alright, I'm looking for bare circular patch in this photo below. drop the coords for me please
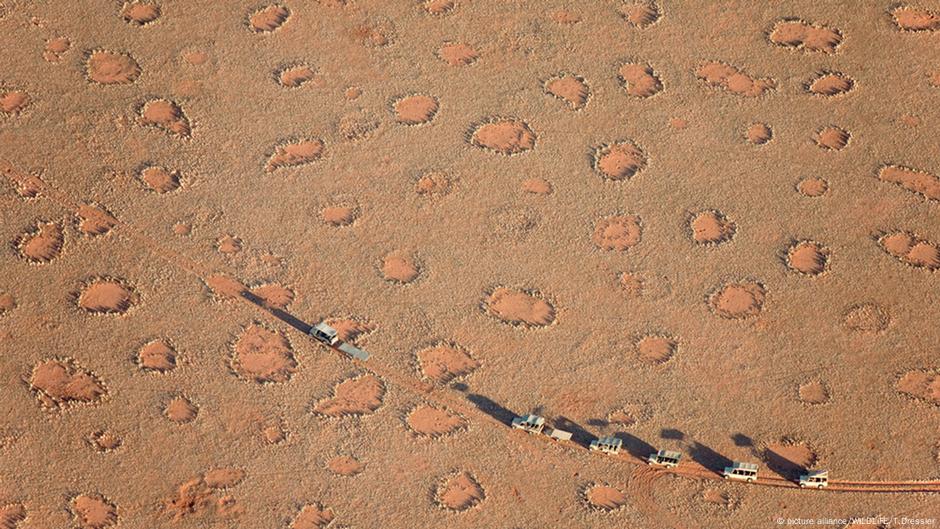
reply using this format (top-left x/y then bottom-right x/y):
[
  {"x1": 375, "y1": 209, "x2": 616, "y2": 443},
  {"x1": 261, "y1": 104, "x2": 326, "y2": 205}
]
[
  {"x1": 635, "y1": 334, "x2": 677, "y2": 364},
  {"x1": 231, "y1": 323, "x2": 297, "y2": 383},
  {"x1": 469, "y1": 118, "x2": 536, "y2": 155},
  {"x1": 593, "y1": 141, "x2": 646, "y2": 180},
  {"x1": 77, "y1": 278, "x2": 137, "y2": 314},
  {"x1": 689, "y1": 210, "x2": 735, "y2": 245},
  {"x1": 842, "y1": 303, "x2": 890, "y2": 333},
  {"x1": 405, "y1": 405, "x2": 467, "y2": 437},
  {"x1": 248, "y1": 4, "x2": 290, "y2": 33},
  {"x1": 745, "y1": 122, "x2": 772, "y2": 145},
  {"x1": 85, "y1": 50, "x2": 141, "y2": 85},
  {"x1": 593, "y1": 214, "x2": 642, "y2": 251},
  {"x1": 797, "y1": 177, "x2": 829, "y2": 197},
  {"x1": 392, "y1": 94, "x2": 439, "y2": 125},
  {"x1": 813, "y1": 126, "x2": 850, "y2": 150},
  {"x1": 786, "y1": 240, "x2": 830, "y2": 276},
  {"x1": 435, "y1": 472, "x2": 485, "y2": 512},
  {"x1": 708, "y1": 281, "x2": 766, "y2": 319},
  {"x1": 583, "y1": 484, "x2": 628, "y2": 511},
  {"x1": 483, "y1": 287, "x2": 555, "y2": 327}
]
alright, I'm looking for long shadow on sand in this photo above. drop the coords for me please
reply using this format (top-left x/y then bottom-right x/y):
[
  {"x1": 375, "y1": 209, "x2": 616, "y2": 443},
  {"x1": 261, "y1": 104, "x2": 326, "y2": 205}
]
[
  {"x1": 241, "y1": 291, "x2": 313, "y2": 334},
  {"x1": 763, "y1": 447, "x2": 810, "y2": 480},
  {"x1": 614, "y1": 432, "x2": 656, "y2": 459},
  {"x1": 688, "y1": 442, "x2": 733, "y2": 474},
  {"x1": 464, "y1": 393, "x2": 518, "y2": 425},
  {"x1": 553, "y1": 416, "x2": 594, "y2": 447}
]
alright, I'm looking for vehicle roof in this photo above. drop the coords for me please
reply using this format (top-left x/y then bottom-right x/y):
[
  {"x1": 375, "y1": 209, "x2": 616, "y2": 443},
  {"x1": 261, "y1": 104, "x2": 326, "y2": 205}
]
[
  {"x1": 597, "y1": 435, "x2": 622, "y2": 443},
  {"x1": 522, "y1": 414, "x2": 544, "y2": 423},
  {"x1": 802, "y1": 470, "x2": 828, "y2": 477},
  {"x1": 657, "y1": 450, "x2": 681, "y2": 458},
  {"x1": 314, "y1": 322, "x2": 337, "y2": 333},
  {"x1": 732, "y1": 461, "x2": 758, "y2": 470}
]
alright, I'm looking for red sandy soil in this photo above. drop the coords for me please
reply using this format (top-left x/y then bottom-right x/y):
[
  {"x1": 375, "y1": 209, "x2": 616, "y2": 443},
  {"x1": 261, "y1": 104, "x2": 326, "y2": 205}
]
[
  {"x1": 436, "y1": 42, "x2": 478, "y2": 66},
  {"x1": 290, "y1": 503, "x2": 334, "y2": 529},
  {"x1": 584, "y1": 484, "x2": 628, "y2": 511},
  {"x1": 231, "y1": 323, "x2": 297, "y2": 383},
  {"x1": 15, "y1": 221, "x2": 63, "y2": 262},
  {"x1": 786, "y1": 240, "x2": 831, "y2": 276},
  {"x1": 689, "y1": 210, "x2": 736, "y2": 245},
  {"x1": 745, "y1": 122, "x2": 773, "y2": 145},
  {"x1": 470, "y1": 119, "x2": 536, "y2": 154},
  {"x1": 618, "y1": 62, "x2": 663, "y2": 98},
  {"x1": 436, "y1": 472, "x2": 485, "y2": 511},
  {"x1": 137, "y1": 339, "x2": 177, "y2": 372},
  {"x1": 327, "y1": 456, "x2": 364, "y2": 477},
  {"x1": 312, "y1": 374, "x2": 385, "y2": 417},
  {"x1": 405, "y1": 404, "x2": 467, "y2": 437},
  {"x1": 593, "y1": 141, "x2": 647, "y2": 180},
  {"x1": 70, "y1": 493, "x2": 118, "y2": 529},
  {"x1": 415, "y1": 342, "x2": 480, "y2": 383},
  {"x1": 2, "y1": 2, "x2": 939, "y2": 528}
]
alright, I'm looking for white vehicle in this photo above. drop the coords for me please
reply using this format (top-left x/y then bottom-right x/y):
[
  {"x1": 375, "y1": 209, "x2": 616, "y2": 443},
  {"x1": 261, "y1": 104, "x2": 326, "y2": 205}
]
[
  {"x1": 310, "y1": 322, "x2": 339, "y2": 345},
  {"x1": 723, "y1": 461, "x2": 759, "y2": 483},
  {"x1": 647, "y1": 449, "x2": 682, "y2": 468},
  {"x1": 511, "y1": 415, "x2": 545, "y2": 434},
  {"x1": 548, "y1": 428, "x2": 573, "y2": 442},
  {"x1": 799, "y1": 470, "x2": 828, "y2": 489},
  {"x1": 590, "y1": 436, "x2": 623, "y2": 455}
]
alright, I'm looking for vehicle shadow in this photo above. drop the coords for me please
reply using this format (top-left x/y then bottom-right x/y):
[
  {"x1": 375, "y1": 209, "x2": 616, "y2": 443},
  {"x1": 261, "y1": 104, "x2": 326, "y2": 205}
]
[
  {"x1": 688, "y1": 441, "x2": 733, "y2": 474},
  {"x1": 763, "y1": 446, "x2": 808, "y2": 480},
  {"x1": 241, "y1": 291, "x2": 312, "y2": 334},
  {"x1": 660, "y1": 428, "x2": 684, "y2": 441},
  {"x1": 464, "y1": 393, "x2": 517, "y2": 425},
  {"x1": 553, "y1": 416, "x2": 594, "y2": 447},
  {"x1": 614, "y1": 431, "x2": 656, "y2": 459}
]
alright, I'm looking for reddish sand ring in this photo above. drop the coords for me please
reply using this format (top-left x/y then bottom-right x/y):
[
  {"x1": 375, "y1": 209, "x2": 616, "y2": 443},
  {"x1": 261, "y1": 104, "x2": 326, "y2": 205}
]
[
  {"x1": 406, "y1": 404, "x2": 467, "y2": 437},
  {"x1": 416, "y1": 342, "x2": 480, "y2": 383},
  {"x1": 897, "y1": 370, "x2": 940, "y2": 405},
  {"x1": 689, "y1": 210, "x2": 736, "y2": 245},
  {"x1": 313, "y1": 374, "x2": 385, "y2": 417},
  {"x1": 483, "y1": 287, "x2": 555, "y2": 327},
  {"x1": 806, "y1": 72, "x2": 854, "y2": 96},
  {"x1": 708, "y1": 281, "x2": 766, "y2": 319},
  {"x1": 696, "y1": 61, "x2": 776, "y2": 96},
  {"x1": 785, "y1": 240, "x2": 831, "y2": 276},
  {"x1": 583, "y1": 484, "x2": 628, "y2": 511},
  {"x1": 248, "y1": 4, "x2": 290, "y2": 33},
  {"x1": 265, "y1": 139, "x2": 325, "y2": 171},
  {"x1": 290, "y1": 503, "x2": 335, "y2": 529},
  {"x1": 593, "y1": 141, "x2": 647, "y2": 180},
  {"x1": 435, "y1": 472, "x2": 485, "y2": 511},
  {"x1": 85, "y1": 50, "x2": 141, "y2": 84},
  {"x1": 593, "y1": 214, "x2": 642, "y2": 250},
  {"x1": 768, "y1": 19, "x2": 842, "y2": 53},
  {"x1": 15, "y1": 221, "x2": 63, "y2": 262},
  {"x1": 30, "y1": 358, "x2": 107, "y2": 408},
  {"x1": 544, "y1": 73, "x2": 590, "y2": 109},
  {"x1": 879, "y1": 231, "x2": 940, "y2": 270},
  {"x1": 617, "y1": 62, "x2": 663, "y2": 98},
  {"x1": 77, "y1": 278, "x2": 137, "y2": 314},
  {"x1": 70, "y1": 494, "x2": 118, "y2": 529},
  {"x1": 231, "y1": 323, "x2": 297, "y2": 383},
  {"x1": 469, "y1": 118, "x2": 536, "y2": 155},
  {"x1": 138, "y1": 98, "x2": 191, "y2": 138},
  {"x1": 878, "y1": 165, "x2": 940, "y2": 202}
]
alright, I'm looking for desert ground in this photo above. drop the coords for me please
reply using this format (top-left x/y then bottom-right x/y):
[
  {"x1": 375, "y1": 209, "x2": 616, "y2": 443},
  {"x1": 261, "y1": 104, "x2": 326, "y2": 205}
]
[{"x1": 1, "y1": 0, "x2": 939, "y2": 527}]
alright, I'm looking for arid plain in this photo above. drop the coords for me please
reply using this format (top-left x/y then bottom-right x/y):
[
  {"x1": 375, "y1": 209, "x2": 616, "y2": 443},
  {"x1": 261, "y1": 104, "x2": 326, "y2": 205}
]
[{"x1": 1, "y1": 1, "x2": 939, "y2": 527}]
